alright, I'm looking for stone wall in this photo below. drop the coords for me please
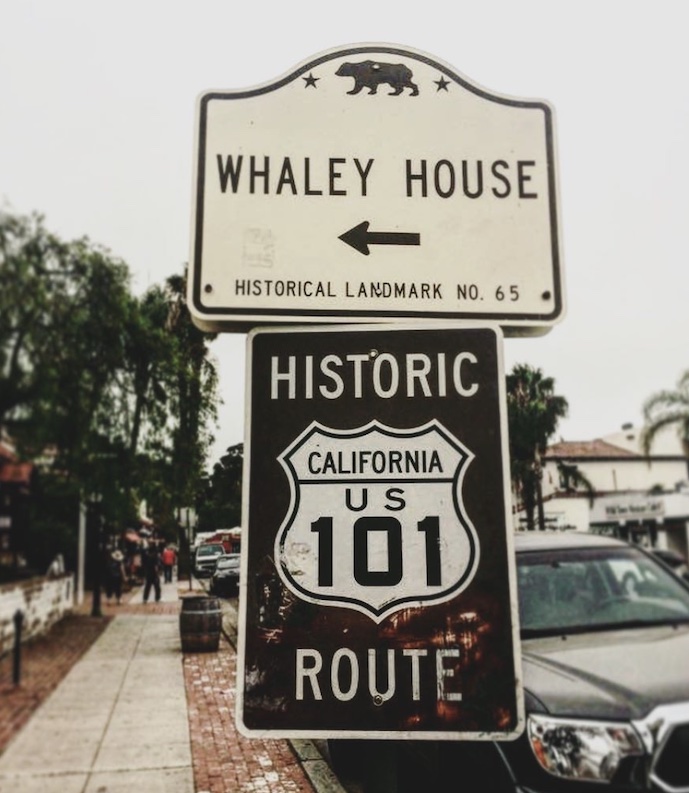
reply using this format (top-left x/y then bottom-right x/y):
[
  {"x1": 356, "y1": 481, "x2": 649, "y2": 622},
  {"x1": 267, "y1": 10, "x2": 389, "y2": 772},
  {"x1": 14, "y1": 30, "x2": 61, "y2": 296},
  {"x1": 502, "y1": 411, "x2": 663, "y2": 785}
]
[{"x1": 0, "y1": 574, "x2": 74, "y2": 656}]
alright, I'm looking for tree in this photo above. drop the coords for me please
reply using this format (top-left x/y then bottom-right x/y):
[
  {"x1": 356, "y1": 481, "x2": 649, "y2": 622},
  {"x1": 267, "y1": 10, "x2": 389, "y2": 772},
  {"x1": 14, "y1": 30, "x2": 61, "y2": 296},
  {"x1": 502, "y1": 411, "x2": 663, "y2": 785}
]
[
  {"x1": 0, "y1": 211, "x2": 130, "y2": 431},
  {"x1": 0, "y1": 211, "x2": 56, "y2": 422},
  {"x1": 143, "y1": 272, "x2": 219, "y2": 532},
  {"x1": 641, "y1": 370, "x2": 689, "y2": 458},
  {"x1": 506, "y1": 364, "x2": 568, "y2": 530},
  {"x1": 197, "y1": 443, "x2": 243, "y2": 530},
  {"x1": 107, "y1": 285, "x2": 180, "y2": 522},
  {"x1": 121, "y1": 286, "x2": 177, "y2": 458},
  {"x1": 1, "y1": 209, "x2": 222, "y2": 570},
  {"x1": 556, "y1": 461, "x2": 595, "y2": 505},
  {"x1": 1, "y1": 209, "x2": 135, "y2": 515}
]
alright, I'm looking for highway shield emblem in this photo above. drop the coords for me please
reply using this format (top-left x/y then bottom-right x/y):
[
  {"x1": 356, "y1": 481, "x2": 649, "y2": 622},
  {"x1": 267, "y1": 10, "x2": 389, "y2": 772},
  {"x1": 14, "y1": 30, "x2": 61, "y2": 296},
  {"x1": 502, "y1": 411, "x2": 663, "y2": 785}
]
[{"x1": 275, "y1": 419, "x2": 479, "y2": 622}]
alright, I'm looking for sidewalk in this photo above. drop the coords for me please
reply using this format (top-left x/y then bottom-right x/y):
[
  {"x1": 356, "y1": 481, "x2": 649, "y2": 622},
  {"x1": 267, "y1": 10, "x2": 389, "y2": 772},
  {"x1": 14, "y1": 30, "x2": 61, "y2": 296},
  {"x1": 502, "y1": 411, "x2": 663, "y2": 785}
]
[{"x1": 0, "y1": 580, "x2": 346, "y2": 793}]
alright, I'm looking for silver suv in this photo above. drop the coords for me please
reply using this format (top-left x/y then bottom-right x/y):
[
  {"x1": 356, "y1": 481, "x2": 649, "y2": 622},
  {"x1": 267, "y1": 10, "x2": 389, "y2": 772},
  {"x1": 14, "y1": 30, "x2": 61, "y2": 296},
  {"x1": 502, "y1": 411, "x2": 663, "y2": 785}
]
[{"x1": 193, "y1": 542, "x2": 225, "y2": 578}]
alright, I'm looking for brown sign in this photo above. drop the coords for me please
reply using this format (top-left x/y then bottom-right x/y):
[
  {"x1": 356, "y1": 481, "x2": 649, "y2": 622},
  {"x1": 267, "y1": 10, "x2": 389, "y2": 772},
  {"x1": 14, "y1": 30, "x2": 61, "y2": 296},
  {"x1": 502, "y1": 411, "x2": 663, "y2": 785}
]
[{"x1": 236, "y1": 323, "x2": 523, "y2": 739}]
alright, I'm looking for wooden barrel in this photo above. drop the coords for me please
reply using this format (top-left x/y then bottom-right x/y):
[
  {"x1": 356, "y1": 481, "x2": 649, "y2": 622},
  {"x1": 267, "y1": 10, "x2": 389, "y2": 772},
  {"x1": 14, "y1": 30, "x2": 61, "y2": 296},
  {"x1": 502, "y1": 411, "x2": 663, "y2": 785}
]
[{"x1": 179, "y1": 595, "x2": 222, "y2": 652}]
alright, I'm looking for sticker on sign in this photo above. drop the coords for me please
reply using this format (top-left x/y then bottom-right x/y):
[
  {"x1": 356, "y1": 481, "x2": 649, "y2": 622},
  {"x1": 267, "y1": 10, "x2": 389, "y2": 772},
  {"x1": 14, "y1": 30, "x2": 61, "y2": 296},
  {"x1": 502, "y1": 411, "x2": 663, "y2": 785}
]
[
  {"x1": 188, "y1": 44, "x2": 565, "y2": 334},
  {"x1": 235, "y1": 322, "x2": 522, "y2": 739}
]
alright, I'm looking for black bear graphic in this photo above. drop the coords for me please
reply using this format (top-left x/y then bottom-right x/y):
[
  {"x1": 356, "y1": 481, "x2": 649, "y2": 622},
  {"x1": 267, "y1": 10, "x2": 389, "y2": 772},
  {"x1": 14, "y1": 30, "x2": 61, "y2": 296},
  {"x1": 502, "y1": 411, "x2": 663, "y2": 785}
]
[{"x1": 335, "y1": 60, "x2": 419, "y2": 96}]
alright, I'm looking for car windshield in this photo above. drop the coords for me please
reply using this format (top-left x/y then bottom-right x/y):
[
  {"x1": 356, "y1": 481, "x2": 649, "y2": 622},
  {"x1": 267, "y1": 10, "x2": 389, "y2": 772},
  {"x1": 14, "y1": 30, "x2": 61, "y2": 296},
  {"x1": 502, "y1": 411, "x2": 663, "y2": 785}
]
[
  {"x1": 518, "y1": 545, "x2": 689, "y2": 638},
  {"x1": 197, "y1": 544, "x2": 224, "y2": 556},
  {"x1": 216, "y1": 554, "x2": 240, "y2": 569}
]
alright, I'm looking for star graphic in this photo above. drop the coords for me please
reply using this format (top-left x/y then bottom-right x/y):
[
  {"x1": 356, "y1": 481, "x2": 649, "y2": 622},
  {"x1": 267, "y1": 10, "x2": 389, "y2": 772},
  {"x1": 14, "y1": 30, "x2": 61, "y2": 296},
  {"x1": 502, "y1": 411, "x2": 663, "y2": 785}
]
[
  {"x1": 435, "y1": 76, "x2": 450, "y2": 92},
  {"x1": 303, "y1": 73, "x2": 319, "y2": 88}
]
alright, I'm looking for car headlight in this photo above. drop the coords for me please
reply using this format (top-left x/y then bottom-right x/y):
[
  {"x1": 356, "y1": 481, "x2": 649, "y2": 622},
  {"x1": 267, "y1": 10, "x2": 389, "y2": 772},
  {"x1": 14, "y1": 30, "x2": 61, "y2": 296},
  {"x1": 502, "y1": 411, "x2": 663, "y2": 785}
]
[{"x1": 528, "y1": 714, "x2": 645, "y2": 782}]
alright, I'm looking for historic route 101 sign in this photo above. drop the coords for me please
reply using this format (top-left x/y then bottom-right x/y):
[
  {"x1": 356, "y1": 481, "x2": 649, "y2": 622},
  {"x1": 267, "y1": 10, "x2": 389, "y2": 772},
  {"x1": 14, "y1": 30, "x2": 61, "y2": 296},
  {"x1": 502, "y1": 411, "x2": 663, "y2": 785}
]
[
  {"x1": 236, "y1": 324, "x2": 523, "y2": 739},
  {"x1": 188, "y1": 44, "x2": 564, "y2": 335}
]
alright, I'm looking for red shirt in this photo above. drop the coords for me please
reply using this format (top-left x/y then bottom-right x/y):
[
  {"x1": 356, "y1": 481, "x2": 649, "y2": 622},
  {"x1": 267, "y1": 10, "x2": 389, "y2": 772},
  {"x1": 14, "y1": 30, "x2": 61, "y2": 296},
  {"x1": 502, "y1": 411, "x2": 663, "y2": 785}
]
[{"x1": 161, "y1": 548, "x2": 176, "y2": 565}]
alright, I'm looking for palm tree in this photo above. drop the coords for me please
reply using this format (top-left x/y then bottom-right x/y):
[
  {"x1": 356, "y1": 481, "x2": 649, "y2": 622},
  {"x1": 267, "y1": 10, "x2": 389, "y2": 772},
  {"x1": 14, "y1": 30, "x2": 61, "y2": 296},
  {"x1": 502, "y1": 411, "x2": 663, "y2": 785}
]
[
  {"x1": 556, "y1": 461, "x2": 596, "y2": 506},
  {"x1": 506, "y1": 364, "x2": 569, "y2": 530},
  {"x1": 641, "y1": 370, "x2": 689, "y2": 458}
]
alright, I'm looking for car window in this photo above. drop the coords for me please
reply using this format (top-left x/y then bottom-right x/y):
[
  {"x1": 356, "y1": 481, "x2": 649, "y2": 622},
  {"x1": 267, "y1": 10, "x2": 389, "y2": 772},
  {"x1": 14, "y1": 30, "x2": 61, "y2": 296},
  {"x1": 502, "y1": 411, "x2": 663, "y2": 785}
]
[
  {"x1": 198, "y1": 544, "x2": 224, "y2": 556},
  {"x1": 517, "y1": 545, "x2": 689, "y2": 637},
  {"x1": 216, "y1": 555, "x2": 240, "y2": 568}
]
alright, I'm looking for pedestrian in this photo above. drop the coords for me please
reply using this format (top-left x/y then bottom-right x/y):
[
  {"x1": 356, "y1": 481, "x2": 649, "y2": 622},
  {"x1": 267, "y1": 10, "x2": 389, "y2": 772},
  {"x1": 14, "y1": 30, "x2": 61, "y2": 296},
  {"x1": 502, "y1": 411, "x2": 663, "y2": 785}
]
[
  {"x1": 105, "y1": 549, "x2": 126, "y2": 605},
  {"x1": 161, "y1": 544, "x2": 177, "y2": 583},
  {"x1": 142, "y1": 543, "x2": 162, "y2": 603},
  {"x1": 46, "y1": 553, "x2": 65, "y2": 578}
]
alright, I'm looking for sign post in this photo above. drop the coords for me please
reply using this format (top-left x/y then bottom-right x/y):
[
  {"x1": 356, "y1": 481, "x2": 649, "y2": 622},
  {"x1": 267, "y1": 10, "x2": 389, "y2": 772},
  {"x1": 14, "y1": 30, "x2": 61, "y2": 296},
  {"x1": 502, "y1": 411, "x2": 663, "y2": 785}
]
[
  {"x1": 187, "y1": 43, "x2": 566, "y2": 745},
  {"x1": 188, "y1": 44, "x2": 563, "y2": 335},
  {"x1": 236, "y1": 323, "x2": 522, "y2": 739}
]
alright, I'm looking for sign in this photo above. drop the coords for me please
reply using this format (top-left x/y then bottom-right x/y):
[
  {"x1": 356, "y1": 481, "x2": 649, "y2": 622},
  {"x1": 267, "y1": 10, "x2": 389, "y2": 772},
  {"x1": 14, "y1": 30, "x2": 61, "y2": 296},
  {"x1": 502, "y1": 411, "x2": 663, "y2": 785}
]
[
  {"x1": 188, "y1": 44, "x2": 564, "y2": 334},
  {"x1": 236, "y1": 324, "x2": 523, "y2": 739},
  {"x1": 591, "y1": 494, "x2": 666, "y2": 525},
  {"x1": 277, "y1": 420, "x2": 478, "y2": 621}
]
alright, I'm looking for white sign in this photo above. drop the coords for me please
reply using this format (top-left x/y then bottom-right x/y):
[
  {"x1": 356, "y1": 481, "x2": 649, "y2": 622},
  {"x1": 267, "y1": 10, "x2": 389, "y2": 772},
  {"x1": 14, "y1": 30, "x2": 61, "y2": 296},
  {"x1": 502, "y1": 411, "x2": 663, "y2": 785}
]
[
  {"x1": 591, "y1": 494, "x2": 666, "y2": 525},
  {"x1": 276, "y1": 419, "x2": 479, "y2": 622},
  {"x1": 188, "y1": 44, "x2": 564, "y2": 334}
]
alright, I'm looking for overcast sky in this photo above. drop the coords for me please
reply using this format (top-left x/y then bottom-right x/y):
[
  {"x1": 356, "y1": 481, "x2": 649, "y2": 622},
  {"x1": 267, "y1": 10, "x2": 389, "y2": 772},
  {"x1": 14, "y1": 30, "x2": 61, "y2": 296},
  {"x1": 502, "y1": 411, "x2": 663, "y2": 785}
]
[{"x1": 2, "y1": 1, "x2": 687, "y2": 464}]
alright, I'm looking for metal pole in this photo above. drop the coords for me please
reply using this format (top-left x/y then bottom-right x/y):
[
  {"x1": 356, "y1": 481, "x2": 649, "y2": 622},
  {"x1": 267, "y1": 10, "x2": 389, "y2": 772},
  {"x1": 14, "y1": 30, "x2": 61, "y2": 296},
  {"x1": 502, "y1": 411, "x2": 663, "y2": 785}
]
[
  {"x1": 12, "y1": 610, "x2": 23, "y2": 686},
  {"x1": 188, "y1": 511, "x2": 193, "y2": 591},
  {"x1": 77, "y1": 499, "x2": 86, "y2": 605},
  {"x1": 90, "y1": 503, "x2": 102, "y2": 617}
]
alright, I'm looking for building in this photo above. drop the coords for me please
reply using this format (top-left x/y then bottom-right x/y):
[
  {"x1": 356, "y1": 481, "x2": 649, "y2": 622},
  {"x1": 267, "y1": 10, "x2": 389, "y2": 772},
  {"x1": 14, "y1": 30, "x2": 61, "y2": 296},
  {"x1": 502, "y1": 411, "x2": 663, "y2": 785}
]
[
  {"x1": 0, "y1": 441, "x2": 33, "y2": 570},
  {"x1": 524, "y1": 424, "x2": 689, "y2": 560}
]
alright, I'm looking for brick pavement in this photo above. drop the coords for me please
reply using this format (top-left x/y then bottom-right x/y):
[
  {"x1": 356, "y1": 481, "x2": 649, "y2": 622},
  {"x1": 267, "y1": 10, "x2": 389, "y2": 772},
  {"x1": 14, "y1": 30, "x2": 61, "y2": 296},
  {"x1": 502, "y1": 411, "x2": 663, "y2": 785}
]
[
  {"x1": 185, "y1": 645, "x2": 314, "y2": 793},
  {"x1": 0, "y1": 592, "x2": 321, "y2": 793}
]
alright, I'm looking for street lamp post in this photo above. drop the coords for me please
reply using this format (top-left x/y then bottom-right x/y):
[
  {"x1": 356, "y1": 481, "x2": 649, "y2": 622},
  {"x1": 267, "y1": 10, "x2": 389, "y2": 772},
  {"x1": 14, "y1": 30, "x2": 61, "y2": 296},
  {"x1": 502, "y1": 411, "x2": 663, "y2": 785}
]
[
  {"x1": 177, "y1": 506, "x2": 197, "y2": 591},
  {"x1": 77, "y1": 500, "x2": 86, "y2": 605},
  {"x1": 88, "y1": 498, "x2": 103, "y2": 617}
]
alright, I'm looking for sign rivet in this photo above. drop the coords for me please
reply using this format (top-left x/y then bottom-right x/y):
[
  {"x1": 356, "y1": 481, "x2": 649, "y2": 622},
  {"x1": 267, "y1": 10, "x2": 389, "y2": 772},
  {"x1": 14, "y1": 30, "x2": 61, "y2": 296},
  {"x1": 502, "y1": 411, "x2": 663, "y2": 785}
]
[
  {"x1": 373, "y1": 694, "x2": 384, "y2": 706},
  {"x1": 204, "y1": 284, "x2": 213, "y2": 294}
]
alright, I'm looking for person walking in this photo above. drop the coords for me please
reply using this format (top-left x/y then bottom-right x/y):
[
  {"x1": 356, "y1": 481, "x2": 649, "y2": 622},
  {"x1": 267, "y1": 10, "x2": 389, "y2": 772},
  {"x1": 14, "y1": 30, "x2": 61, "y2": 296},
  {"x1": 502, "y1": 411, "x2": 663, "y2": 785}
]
[
  {"x1": 161, "y1": 545, "x2": 177, "y2": 583},
  {"x1": 141, "y1": 543, "x2": 162, "y2": 603},
  {"x1": 104, "y1": 549, "x2": 126, "y2": 605}
]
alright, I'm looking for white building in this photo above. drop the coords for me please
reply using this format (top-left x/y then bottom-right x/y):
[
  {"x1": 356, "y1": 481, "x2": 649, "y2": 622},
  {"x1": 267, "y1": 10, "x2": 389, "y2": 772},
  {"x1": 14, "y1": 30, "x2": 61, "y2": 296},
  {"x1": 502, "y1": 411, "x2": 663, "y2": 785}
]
[{"x1": 517, "y1": 424, "x2": 689, "y2": 560}]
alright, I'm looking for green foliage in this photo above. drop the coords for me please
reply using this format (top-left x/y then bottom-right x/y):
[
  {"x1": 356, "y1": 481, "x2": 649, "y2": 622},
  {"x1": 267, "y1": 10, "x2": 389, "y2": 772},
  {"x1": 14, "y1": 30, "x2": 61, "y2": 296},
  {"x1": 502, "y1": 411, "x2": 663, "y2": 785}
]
[
  {"x1": 143, "y1": 274, "x2": 220, "y2": 534},
  {"x1": 120, "y1": 286, "x2": 176, "y2": 456},
  {"x1": 506, "y1": 364, "x2": 568, "y2": 530},
  {"x1": 1, "y1": 210, "x2": 132, "y2": 492},
  {"x1": 0, "y1": 211, "x2": 69, "y2": 421},
  {"x1": 25, "y1": 474, "x2": 81, "y2": 573},
  {"x1": 556, "y1": 461, "x2": 595, "y2": 505},
  {"x1": 641, "y1": 370, "x2": 689, "y2": 457},
  {"x1": 197, "y1": 443, "x2": 243, "y2": 530},
  {"x1": 0, "y1": 208, "x2": 221, "y2": 573}
]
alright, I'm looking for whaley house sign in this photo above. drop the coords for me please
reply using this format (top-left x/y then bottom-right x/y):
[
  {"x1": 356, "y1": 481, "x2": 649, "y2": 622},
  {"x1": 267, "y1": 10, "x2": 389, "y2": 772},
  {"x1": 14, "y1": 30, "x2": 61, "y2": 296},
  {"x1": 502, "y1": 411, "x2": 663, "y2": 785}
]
[
  {"x1": 187, "y1": 44, "x2": 564, "y2": 740},
  {"x1": 187, "y1": 44, "x2": 564, "y2": 335}
]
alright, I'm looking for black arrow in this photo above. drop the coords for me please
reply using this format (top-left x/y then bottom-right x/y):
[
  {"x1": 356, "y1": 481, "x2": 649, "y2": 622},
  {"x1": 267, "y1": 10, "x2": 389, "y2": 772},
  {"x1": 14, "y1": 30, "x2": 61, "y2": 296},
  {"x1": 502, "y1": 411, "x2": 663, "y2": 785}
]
[{"x1": 339, "y1": 221, "x2": 421, "y2": 256}]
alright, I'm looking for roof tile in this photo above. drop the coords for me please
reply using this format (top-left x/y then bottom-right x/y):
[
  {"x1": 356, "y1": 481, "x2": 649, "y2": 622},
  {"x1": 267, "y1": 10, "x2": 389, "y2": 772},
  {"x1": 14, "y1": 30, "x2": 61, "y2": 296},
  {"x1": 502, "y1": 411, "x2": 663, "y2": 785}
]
[{"x1": 546, "y1": 439, "x2": 639, "y2": 459}]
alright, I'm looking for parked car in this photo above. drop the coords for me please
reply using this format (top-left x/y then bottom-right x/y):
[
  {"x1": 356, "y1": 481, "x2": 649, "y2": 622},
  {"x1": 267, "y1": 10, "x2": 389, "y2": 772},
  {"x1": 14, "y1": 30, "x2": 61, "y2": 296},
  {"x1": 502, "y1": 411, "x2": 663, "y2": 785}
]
[
  {"x1": 651, "y1": 547, "x2": 689, "y2": 582},
  {"x1": 328, "y1": 531, "x2": 689, "y2": 793},
  {"x1": 193, "y1": 542, "x2": 225, "y2": 578},
  {"x1": 210, "y1": 553, "x2": 241, "y2": 596}
]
